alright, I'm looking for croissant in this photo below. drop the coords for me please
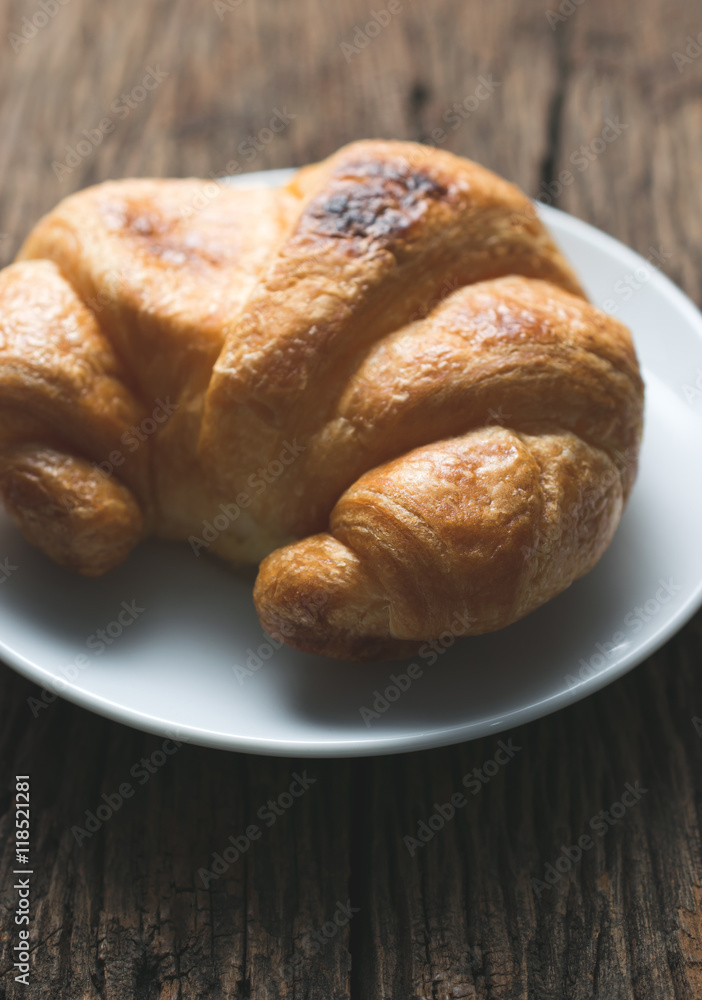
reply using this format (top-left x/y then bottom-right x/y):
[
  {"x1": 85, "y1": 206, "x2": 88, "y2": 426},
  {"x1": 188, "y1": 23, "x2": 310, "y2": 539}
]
[{"x1": 0, "y1": 140, "x2": 644, "y2": 660}]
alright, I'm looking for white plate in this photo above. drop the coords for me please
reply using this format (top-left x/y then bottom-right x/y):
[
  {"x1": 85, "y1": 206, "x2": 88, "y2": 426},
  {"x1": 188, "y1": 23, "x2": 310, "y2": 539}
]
[{"x1": 2, "y1": 169, "x2": 702, "y2": 757}]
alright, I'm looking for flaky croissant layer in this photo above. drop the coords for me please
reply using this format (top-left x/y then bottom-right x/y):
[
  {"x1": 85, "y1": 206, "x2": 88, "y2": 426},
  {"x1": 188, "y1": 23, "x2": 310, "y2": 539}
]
[{"x1": 0, "y1": 140, "x2": 643, "y2": 660}]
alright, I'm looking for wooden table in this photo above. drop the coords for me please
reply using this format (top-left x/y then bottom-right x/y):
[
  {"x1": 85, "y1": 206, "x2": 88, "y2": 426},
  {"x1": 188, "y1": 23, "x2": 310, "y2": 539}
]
[{"x1": 1, "y1": 1, "x2": 701, "y2": 996}]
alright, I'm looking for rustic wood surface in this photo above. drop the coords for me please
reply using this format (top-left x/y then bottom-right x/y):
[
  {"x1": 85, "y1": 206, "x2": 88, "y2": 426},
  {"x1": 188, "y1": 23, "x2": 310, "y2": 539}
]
[{"x1": 1, "y1": 0, "x2": 702, "y2": 997}]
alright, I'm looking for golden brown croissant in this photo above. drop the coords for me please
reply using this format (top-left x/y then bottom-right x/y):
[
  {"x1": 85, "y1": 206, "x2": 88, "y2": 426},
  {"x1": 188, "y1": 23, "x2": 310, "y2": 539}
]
[{"x1": 0, "y1": 140, "x2": 644, "y2": 660}]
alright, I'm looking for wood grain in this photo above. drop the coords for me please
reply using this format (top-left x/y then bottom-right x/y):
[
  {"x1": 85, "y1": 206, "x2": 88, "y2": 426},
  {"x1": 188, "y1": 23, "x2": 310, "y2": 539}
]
[{"x1": 1, "y1": 0, "x2": 702, "y2": 997}]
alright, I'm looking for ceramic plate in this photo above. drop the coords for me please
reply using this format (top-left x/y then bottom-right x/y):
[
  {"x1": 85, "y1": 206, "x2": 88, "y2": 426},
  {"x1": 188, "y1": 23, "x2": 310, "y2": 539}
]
[{"x1": 2, "y1": 168, "x2": 702, "y2": 756}]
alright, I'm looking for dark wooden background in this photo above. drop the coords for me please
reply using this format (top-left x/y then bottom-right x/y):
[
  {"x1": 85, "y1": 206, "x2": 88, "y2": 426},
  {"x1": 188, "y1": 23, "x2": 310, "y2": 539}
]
[{"x1": 1, "y1": 1, "x2": 702, "y2": 997}]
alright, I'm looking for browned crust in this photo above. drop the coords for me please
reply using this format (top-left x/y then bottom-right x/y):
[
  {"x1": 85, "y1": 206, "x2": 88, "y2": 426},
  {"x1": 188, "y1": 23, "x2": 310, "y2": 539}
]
[
  {"x1": 0, "y1": 141, "x2": 644, "y2": 658},
  {"x1": 0, "y1": 445, "x2": 145, "y2": 577}
]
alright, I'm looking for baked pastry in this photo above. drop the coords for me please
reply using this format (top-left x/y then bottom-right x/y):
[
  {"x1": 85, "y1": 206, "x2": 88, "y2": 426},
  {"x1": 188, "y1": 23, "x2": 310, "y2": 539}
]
[{"x1": 0, "y1": 140, "x2": 644, "y2": 660}]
